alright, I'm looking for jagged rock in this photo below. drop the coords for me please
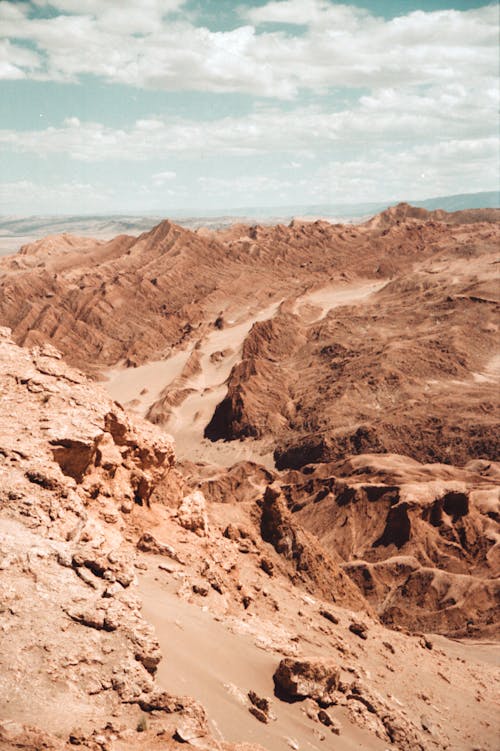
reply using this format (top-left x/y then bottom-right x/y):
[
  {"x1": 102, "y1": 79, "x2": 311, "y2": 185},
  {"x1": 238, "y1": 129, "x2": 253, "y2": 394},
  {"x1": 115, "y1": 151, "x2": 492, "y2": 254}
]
[
  {"x1": 247, "y1": 690, "x2": 275, "y2": 724},
  {"x1": 0, "y1": 721, "x2": 67, "y2": 750},
  {"x1": 65, "y1": 604, "x2": 108, "y2": 631},
  {"x1": 173, "y1": 700, "x2": 216, "y2": 748},
  {"x1": 103, "y1": 582, "x2": 123, "y2": 598},
  {"x1": 317, "y1": 708, "x2": 341, "y2": 734},
  {"x1": 71, "y1": 549, "x2": 135, "y2": 588},
  {"x1": 248, "y1": 690, "x2": 271, "y2": 713},
  {"x1": 138, "y1": 690, "x2": 184, "y2": 713},
  {"x1": 192, "y1": 583, "x2": 209, "y2": 596},
  {"x1": 248, "y1": 706, "x2": 268, "y2": 723},
  {"x1": 129, "y1": 624, "x2": 162, "y2": 674},
  {"x1": 260, "y1": 557, "x2": 274, "y2": 576},
  {"x1": 50, "y1": 437, "x2": 98, "y2": 482},
  {"x1": 224, "y1": 523, "x2": 241, "y2": 540},
  {"x1": 345, "y1": 680, "x2": 427, "y2": 751},
  {"x1": 201, "y1": 564, "x2": 225, "y2": 594},
  {"x1": 110, "y1": 659, "x2": 155, "y2": 703},
  {"x1": 75, "y1": 566, "x2": 100, "y2": 589}
]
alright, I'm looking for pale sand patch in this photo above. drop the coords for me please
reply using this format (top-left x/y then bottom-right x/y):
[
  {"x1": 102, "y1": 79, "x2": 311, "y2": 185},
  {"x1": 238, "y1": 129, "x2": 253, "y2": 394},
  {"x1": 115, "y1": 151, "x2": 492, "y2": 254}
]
[
  {"x1": 293, "y1": 280, "x2": 386, "y2": 323},
  {"x1": 472, "y1": 353, "x2": 500, "y2": 383},
  {"x1": 104, "y1": 302, "x2": 280, "y2": 467},
  {"x1": 433, "y1": 635, "x2": 500, "y2": 668},
  {"x1": 139, "y1": 571, "x2": 390, "y2": 751},
  {"x1": 163, "y1": 300, "x2": 282, "y2": 466},
  {"x1": 106, "y1": 348, "x2": 193, "y2": 417}
]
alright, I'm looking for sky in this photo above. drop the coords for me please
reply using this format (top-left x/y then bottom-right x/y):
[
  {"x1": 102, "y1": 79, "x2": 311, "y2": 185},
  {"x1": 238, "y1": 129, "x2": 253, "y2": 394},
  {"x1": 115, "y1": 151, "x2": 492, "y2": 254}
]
[{"x1": 0, "y1": 0, "x2": 498, "y2": 215}]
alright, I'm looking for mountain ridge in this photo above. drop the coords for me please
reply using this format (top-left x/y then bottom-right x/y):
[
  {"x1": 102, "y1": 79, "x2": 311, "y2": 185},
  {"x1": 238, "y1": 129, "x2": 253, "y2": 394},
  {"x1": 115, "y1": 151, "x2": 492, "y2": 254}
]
[
  {"x1": 0, "y1": 201, "x2": 499, "y2": 750},
  {"x1": 0, "y1": 192, "x2": 498, "y2": 256}
]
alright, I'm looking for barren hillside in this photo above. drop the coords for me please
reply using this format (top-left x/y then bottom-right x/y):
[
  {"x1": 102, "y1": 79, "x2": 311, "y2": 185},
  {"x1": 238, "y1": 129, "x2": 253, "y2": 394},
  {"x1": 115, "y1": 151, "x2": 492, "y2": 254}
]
[{"x1": 0, "y1": 205, "x2": 499, "y2": 750}]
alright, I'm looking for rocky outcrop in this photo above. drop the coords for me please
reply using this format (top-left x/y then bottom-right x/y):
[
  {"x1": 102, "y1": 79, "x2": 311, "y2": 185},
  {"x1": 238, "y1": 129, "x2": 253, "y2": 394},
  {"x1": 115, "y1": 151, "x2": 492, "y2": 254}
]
[
  {"x1": 282, "y1": 455, "x2": 500, "y2": 636},
  {"x1": 362, "y1": 202, "x2": 500, "y2": 229},
  {"x1": 272, "y1": 655, "x2": 429, "y2": 751},
  {"x1": 195, "y1": 450, "x2": 500, "y2": 637},
  {"x1": 260, "y1": 485, "x2": 368, "y2": 611},
  {"x1": 203, "y1": 222, "x2": 500, "y2": 468},
  {"x1": 0, "y1": 330, "x2": 214, "y2": 749},
  {"x1": 379, "y1": 567, "x2": 500, "y2": 636}
]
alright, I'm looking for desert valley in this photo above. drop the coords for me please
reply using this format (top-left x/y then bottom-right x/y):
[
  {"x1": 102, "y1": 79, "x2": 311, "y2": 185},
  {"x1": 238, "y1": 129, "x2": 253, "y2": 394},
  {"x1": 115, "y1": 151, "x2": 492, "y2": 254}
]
[{"x1": 0, "y1": 202, "x2": 499, "y2": 751}]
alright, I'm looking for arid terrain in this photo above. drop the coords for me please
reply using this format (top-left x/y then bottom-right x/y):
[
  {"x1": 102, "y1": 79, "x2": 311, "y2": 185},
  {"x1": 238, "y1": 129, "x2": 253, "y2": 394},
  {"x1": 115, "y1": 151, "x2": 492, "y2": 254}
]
[{"x1": 0, "y1": 204, "x2": 499, "y2": 751}]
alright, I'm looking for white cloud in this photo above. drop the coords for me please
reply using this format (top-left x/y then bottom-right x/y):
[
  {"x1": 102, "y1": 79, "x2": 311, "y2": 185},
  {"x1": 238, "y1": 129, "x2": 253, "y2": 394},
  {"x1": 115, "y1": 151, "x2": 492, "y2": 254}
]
[
  {"x1": 243, "y1": 0, "x2": 372, "y2": 29},
  {"x1": 199, "y1": 174, "x2": 294, "y2": 195},
  {"x1": 0, "y1": 2, "x2": 497, "y2": 97},
  {"x1": 152, "y1": 170, "x2": 177, "y2": 185},
  {"x1": 63, "y1": 116, "x2": 81, "y2": 128},
  {"x1": 1, "y1": 2, "x2": 498, "y2": 212},
  {"x1": 0, "y1": 39, "x2": 40, "y2": 79},
  {"x1": 194, "y1": 135, "x2": 499, "y2": 206},
  {"x1": 1, "y1": 132, "x2": 498, "y2": 214},
  {"x1": 313, "y1": 137, "x2": 499, "y2": 202},
  {"x1": 188, "y1": 135, "x2": 499, "y2": 206},
  {"x1": 0, "y1": 179, "x2": 114, "y2": 213},
  {"x1": 31, "y1": 0, "x2": 186, "y2": 32},
  {"x1": 0, "y1": 77, "x2": 496, "y2": 162}
]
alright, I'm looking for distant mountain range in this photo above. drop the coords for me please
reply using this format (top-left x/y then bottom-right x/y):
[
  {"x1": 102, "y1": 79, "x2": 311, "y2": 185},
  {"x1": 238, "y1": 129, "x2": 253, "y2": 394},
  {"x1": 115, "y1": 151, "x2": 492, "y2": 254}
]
[
  {"x1": 0, "y1": 190, "x2": 498, "y2": 255},
  {"x1": 183, "y1": 190, "x2": 499, "y2": 221}
]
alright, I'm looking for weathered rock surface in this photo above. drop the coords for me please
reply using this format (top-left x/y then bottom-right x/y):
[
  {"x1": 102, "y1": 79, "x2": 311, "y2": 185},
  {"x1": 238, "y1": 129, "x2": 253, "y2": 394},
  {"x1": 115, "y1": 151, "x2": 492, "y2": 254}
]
[
  {"x1": 176, "y1": 490, "x2": 209, "y2": 536},
  {"x1": 273, "y1": 656, "x2": 429, "y2": 750},
  {"x1": 0, "y1": 330, "x2": 226, "y2": 750},
  {"x1": 260, "y1": 485, "x2": 368, "y2": 611},
  {"x1": 285, "y1": 455, "x2": 500, "y2": 636},
  {"x1": 273, "y1": 659, "x2": 340, "y2": 704},
  {"x1": 202, "y1": 218, "x2": 500, "y2": 468},
  {"x1": 2, "y1": 211, "x2": 498, "y2": 474},
  {"x1": 1, "y1": 208, "x2": 500, "y2": 751}
]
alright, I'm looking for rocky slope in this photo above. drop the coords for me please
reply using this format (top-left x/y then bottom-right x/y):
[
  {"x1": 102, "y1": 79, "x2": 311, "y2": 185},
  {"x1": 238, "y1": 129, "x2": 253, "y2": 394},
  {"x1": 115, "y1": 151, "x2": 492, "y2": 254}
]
[
  {"x1": 183, "y1": 452, "x2": 499, "y2": 637},
  {"x1": 205, "y1": 219, "x2": 500, "y2": 468},
  {"x1": 1, "y1": 328, "x2": 499, "y2": 751},
  {"x1": 0, "y1": 206, "x2": 499, "y2": 750},
  {"x1": 0, "y1": 327, "x2": 208, "y2": 750}
]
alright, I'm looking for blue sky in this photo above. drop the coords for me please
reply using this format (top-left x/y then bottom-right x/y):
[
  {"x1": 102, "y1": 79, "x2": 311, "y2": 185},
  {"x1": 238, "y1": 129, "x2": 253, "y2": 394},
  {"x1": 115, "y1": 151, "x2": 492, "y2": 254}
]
[{"x1": 0, "y1": 0, "x2": 498, "y2": 214}]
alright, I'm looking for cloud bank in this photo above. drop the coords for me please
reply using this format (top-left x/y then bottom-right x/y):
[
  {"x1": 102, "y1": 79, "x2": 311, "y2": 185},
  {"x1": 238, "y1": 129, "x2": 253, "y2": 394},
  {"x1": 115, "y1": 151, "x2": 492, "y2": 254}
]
[
  {"x1": 0, "y1": 1, "x2": 497, "y2": 98},
  {"x1": 0, "y1": 1, "x2": 498, "y2": 212}
]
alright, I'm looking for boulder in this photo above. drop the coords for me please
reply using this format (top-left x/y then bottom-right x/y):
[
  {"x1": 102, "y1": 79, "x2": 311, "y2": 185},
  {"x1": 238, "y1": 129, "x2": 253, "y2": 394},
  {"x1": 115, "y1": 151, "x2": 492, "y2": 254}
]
[
  {"x1": 273, "y1": 658, "x2": 340, "y2": 705},
  {"x1": 177, "y1": 491, "x2": 208, "y2": 536}
]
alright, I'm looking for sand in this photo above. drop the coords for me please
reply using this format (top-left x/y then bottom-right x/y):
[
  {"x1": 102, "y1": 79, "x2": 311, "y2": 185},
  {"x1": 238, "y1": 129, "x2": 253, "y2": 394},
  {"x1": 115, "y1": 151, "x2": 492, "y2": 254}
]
[
  {"x1": 292, "y1": 280, "x2": 386, "y2": 323},
  {"x1": 105, "y1": 301, "x2": 282, "y2": 467},
  {"x1": 139, "y1": 568, "x2": 390, "y2": 751},
  {"x1": 105, "y1": 284, "x2": 386, "y2": 468},
  {"x1": 164, "y1": 301, "x2": 281, "y2": 466},
  {"x1": 106, "y1": 349, "x2": 193, "y2": 417}
]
